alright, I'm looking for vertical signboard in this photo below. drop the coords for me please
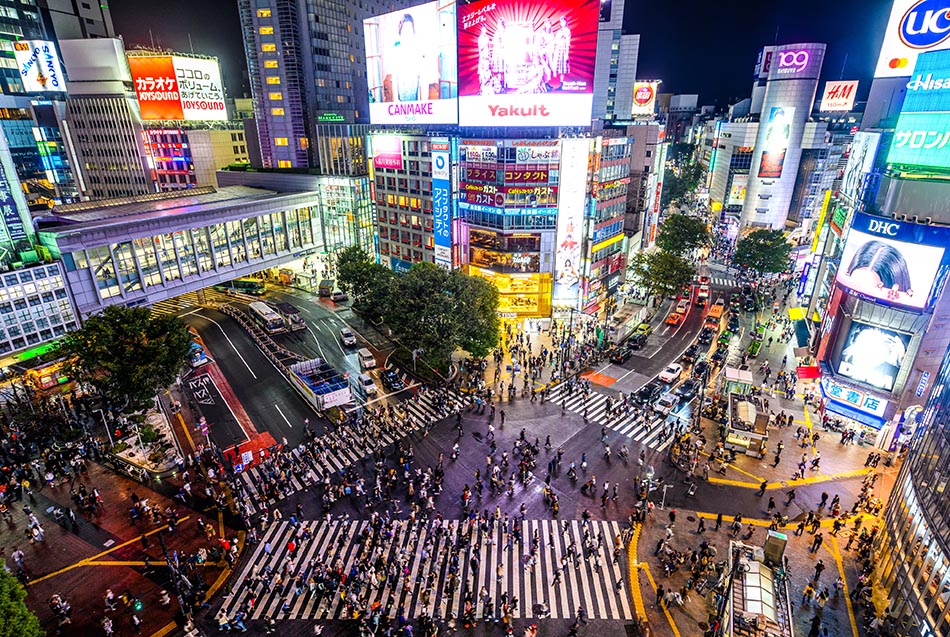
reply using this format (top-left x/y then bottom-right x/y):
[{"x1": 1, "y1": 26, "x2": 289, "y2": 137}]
[
  {"x1": 841, "y1": 132, "x2": 881, "y2": 202},
  {"x1": 432, "y1": 139, "x2": 452, "y2": 267},
  {"x1": 727, "y1": 174, "x2": 748, "y2": 206},
  {"x1": 554, "y1": 138, "x2": 590, "y2": 305},
  {"x1": 0, "y1": 129, "x2": 34, "y2": 260},
  {"x1": 757, "y1": 106, "x2": 794, "y2": 178},
  {"x1": 13, "y1": 40, "x2": 66, "y2": 93},
  {"x1": 372, "y1": 135, "x2": 404, "y2": 169},
  {"x1": 630, "y1": 81, "x2": 659, "y2": 117}
]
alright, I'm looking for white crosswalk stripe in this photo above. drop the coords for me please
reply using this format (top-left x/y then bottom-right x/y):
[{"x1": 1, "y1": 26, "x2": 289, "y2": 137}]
[
  {"x1": 544, "y1": 384, "x2": 679, "y2": 453},
  {"x1": 234, "y1": 390, "x2": 472, "y2": 518},
  {"x1": 709, "y1": 276, "x2": 736, "y2": 288},
  {"x1": 222, "y1": 519, "x2": 634, "y2": 621}
]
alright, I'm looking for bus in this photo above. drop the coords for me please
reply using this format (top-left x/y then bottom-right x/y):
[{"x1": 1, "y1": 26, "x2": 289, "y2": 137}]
[
  {"x1": 704, "y1": 298, "x2": 726, "y2": 330},
  {"x1": 248, "y1": 301, "x2": 286, "y2": 333},
  {"x1": 274, "y1": 301, "x2": 307, "y2": 331},
  {"x1": 213, "y1": 278, "x2": 265, "y2": 296},
  {"x1": 189, "y1": 341, "x2": 209, "y2": 367}
]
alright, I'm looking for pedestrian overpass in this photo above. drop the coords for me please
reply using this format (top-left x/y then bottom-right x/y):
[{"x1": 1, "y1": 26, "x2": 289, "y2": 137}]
[{"x1": 36, "y1": 186, "x2": 327, "y2": 318}]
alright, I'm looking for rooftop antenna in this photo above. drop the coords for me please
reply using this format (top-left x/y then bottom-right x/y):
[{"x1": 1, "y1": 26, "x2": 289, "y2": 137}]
[
  {"x1": 774, "y1": 26, "x2": 780, "y2": 44},
  {"x1": 188, "y1": 33, "x2": 195, "y2": 54},
  {"x1": 149, "y1": 28, "x2": 155, "y2": 49},
  {"x1": 840, "y1": 52, "x2": 848, "y2": 80}
]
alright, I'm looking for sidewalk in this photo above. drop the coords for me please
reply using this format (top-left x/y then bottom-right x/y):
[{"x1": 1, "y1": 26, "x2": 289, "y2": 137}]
[{"x1": 2, "y1": 461, "x2": 238, "y2": 636}]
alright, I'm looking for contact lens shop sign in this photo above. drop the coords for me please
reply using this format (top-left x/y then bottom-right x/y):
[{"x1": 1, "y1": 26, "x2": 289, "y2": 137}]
[{"x1": 835, "y1": 211, "x2": 950, "y2": 310}]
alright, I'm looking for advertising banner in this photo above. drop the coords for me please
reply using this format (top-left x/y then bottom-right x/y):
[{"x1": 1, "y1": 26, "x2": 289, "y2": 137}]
[
  {"x1": 128, "y1": 55, "x2": 227, "y2": 121},
  {"x1": 820, "y1": 377, "x2": 889, "y2": 420},
  {"x1": 874, "y1": 0, "x2": 950, "y2": 78},
  {"x1": 630, "y1": 81, "x2": 658, "y2": 117},
  {"x1": 841, "y1": 132, "x2": 880, "y2": 202},
  {"x1": 554, "y1": 138, "x2": 589, "y2": 304},
  {"x1": 364, "y1": 0, "x2": 459, "y2": 124},
  {"x1": 372, "y1": 135, "x2": 404, "y2": 170},
  {"x1": 432, "y1": 139, "x2": 452, "y2": 267},
  {"x1": 903, "y1": 49, "x2": 950, "y2": 111},
  {"x1": 757, "y1": 106, "x2": 794, "y2": 178},
  {"x1": 727, "y1": 174, "x2": 748, "y2": 206},
  {"x1": 889, "y1": 50, "x2": 950, "y2": 169},
  {"x1": 13, "y1": 40, "x2": 65, "y2": 93},
  {"x1": 819, "y1": 80, "x2": 858, "y2": 111},
  {"x1": 457, "y1": 0, "x2": 599, "y2": 126},
  {"x1": 836, "y1": 321, "x2": 910, "y2": 392},
  {"x1": 599, "y1": 0, "x2": 612, "y2": 22},
  {"x1": 835, "y1": 211, "x2": 950, "y2": 310}
]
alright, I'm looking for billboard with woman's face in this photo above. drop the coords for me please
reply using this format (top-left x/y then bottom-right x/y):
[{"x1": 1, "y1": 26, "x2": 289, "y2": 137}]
[{"x1": 835, "y1": 212, "x2": 950, "y2": 311}]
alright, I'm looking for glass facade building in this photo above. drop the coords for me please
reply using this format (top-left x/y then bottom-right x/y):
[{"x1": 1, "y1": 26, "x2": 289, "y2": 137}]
[{"x1": 0, "y1": 262, "x2": 78, "y2": 356}]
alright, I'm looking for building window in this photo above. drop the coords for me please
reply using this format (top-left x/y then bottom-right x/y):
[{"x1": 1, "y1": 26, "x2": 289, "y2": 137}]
[
  {"x1": 278, "y1": 160, "x2": 292, "y2": 168},
  {"x1": 259, "y1": 26, "x2": 274, "y2": 35},
  {"x1": 262, "y1": 43, "x2": 276, "y2": 52},
  {"x1": 268, "y1": 92, "x2": 283, "y2": 101},
  {"x1": 266, "y1": 76, "x2": 280, "y2": 84},
  {"x1": 264, "y1": 60, "x2": 278, "y2": 69},
  {"x1": 299, "y1": 138, "x2": 308, "y2": 149},
  {"x1": 271, "y1": 107, "x2": 285, "y2": 116},
  {"x1": 257, "y1": 8, "x2": 271, "y2": 17},
  {"x1": 275, "y1": 137, "x2": 288, "y2": 146}
]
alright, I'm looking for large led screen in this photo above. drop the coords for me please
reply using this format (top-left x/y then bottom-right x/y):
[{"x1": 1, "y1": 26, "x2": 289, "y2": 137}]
[
  {"x1": 874, "y1": 0, "x2": 950, "y2": 78},
  {"x1": 835, "y1": 211, "x2": 950, "y2": 310},
  {"x1": 457, "y1": 0, "x2": 599, "y2": 126},
  {"x1": 757, "y1": 106, "x2": 793, "y2": 178},
  {"x1": 841, "y1": 132, "x2": 880, "y2": 202},
  {"x1": 364, "y1": 1, "x2": 459, "y2": 124},
  {"x1": 836, "y1": 321, "x2": 910, "y2": 392}
]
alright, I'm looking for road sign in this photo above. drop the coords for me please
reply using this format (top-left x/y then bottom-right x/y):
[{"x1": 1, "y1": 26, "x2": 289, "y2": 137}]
[{"x1": 233, "y1": 463, "x2": 244, "y2": 474}]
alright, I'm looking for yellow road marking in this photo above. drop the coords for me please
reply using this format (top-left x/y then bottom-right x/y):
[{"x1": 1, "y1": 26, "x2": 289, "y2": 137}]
[
  {"x1": 28, "y1": 516, "x2": 190, "y2": 585},
  {"x1": 641, "y1": 560, "x2": 682, "y2": 637},
  {"x1": 627, "y1": 523, "x2": 647, "y2": 619},
  {"x1": 176, "y1": 411, "x2": 196, "y2": 454},
  {"x1": 826, "y1": 536, "x2": 860, "y2": 637},
  {"x1": 218, "y1": 509, "x2": 225, "y2": 538},
  {"x1": 149, "y1": 622, "x2": 179, "y2": 637},
  {"x1": 706, "y1": 468, "x2": 872, "y2": 490}
]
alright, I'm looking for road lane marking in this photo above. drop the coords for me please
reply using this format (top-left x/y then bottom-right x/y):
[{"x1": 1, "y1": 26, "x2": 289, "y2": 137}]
[
  {"x1": 274, "y1": 403, "x2": 293, "y2": 428},
  {"x1": 195, "y1": 311, "x2": 257, "y2": 379}
]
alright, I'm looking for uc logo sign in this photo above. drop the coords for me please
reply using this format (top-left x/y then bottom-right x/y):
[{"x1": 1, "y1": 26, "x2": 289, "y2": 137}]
[{"x1": 900, "y1": 0, "x2": 950, "y2": 49}]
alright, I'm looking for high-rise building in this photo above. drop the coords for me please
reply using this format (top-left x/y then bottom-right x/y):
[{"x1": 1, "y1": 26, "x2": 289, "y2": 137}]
[
  {"x1": 59, "y1": 38, "x2": 156, "y2": 199},
  {"x1": 237, "y1": 0, "x2": 394, "y2": 169},
  {"x1": 591, "y1": 0, "x2": 639, "y2": 123}
]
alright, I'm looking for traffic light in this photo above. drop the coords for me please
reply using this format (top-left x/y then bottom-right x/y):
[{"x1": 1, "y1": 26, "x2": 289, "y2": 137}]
[
  {"x1": 133, "y1": 598, "x2": 143, "y2": 612},
  {"x1": 115, "y1": 428, "x2": 122, "y2": 439}
]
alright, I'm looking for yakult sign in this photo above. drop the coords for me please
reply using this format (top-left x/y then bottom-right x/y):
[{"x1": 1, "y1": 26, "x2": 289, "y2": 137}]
[{"x1": 875, "y1": 0, "x2": 950, "y2": 78}]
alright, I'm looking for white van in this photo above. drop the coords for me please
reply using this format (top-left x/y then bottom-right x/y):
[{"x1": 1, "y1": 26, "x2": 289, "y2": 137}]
[
  {"x1": 356, "y1": 373, "x2": 377, "y2": 396},
  {"x1": 357, "y1": 348, "x2": 376, "y2": 370}
]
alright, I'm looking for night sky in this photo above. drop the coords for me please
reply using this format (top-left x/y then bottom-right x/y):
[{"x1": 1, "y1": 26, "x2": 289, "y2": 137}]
[{"x1": 110, "y1": 0, "x2": 894, "y2": 107}]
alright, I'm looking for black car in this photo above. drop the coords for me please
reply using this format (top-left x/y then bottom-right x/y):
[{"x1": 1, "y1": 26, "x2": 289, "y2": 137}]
[
  {"x1": 698, "y1": 326, "x2": 715, "y2": 345},
  {"x1": 675, "y1": 378, "x2": 700, "y2": 401},
  {"x1": 380, "y1": 369, "x2": 405, "y2": 392},
  {"x1": 711, "y1": 346, "x2": 726, "y2": 363},
  {"x1": 636, "y1": 380, "x2": 665, "y2": 405},
  {"x1": 693, "y1": 360, "x2": 710, "y2": 380},
  {"x1": 727, "y1": 315, "x2": 740, "y2": 332},
  {"x1": 681, "y1": 344, "x2": 699, "y2": 364},
  {"x1": 609, "y1": 346, "x2": 632, "y2": 364},
  {"x1": 743, "y1": 296, "x2": 757, "y2": 312},
  {"x1": 628, "y1": 333, "x2": 647, "y2": 350}
]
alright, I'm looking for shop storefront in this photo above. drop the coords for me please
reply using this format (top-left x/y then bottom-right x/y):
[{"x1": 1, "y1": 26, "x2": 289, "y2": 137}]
[{"x1": 818, "y1": 377, "x2": 891, "y2": 447}]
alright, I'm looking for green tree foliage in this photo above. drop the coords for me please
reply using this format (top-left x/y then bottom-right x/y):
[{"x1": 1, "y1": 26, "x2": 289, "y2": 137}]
[
  {"x1": 629, "y1": 250, "x2": 696, "y2": 299},
  {"x1": 335, "y1": 245, "x2": 376, "y2": 299},
  {"x1": 732, "y1": 229, "x2": 793, "y2": 275},
  {"x1": 655, "y1": 213, "x2": 710, "y2": 255},
  {"x1": 448, "y1": 270, "x2": 500, "y2": 358},
  {"x1": 59, "y1": 306, "x2": 192, "y2": 411},
  {"x1": 0, "y1": 566, "x2": 43, "y2": 637},
  {"x1": 660, "y1": 162, "x2": 704, "y2": 210}
]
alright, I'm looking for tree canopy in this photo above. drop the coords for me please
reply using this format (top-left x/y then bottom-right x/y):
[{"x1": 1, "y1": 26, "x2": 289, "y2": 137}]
[
  {"x1": 335, "y1": 245, "x2": 376, "y2": 299},
  {"x1": 0, "y1": 569, "x2": 42, "y2": 637},
  {"x1": 655, "y1": 213, "x2": 710, "y2": 255},
  {"x1": 629, "y1": 250, "x2": 696, "y2": 299},
  {"x1": 732, "y1": 229, "x2": 793, "y2": 275},
  {"x1": 59, "y1": 305, "x2": 192, "y2": 412},
  {"x1": 660, "y1": 161, "x2": 704, "y2": 210}
]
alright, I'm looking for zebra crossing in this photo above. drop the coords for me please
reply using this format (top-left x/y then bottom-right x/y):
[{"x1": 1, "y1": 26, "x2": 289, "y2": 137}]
[
  {"x1": 149, "y1": 291, "x2": 203, "y2": 317},
  {"x1": 235, "y1": 390, "x2": 472, "y2": 517},
  {"x1": 708, "y1": 276, "x2": 736, "y2": 288},
  {"x1": 545, "y1": 384, "x2": 680, "y2": 452},
  {"x1": 223, "y1": 518, "x2": 634, "y2": 621}
]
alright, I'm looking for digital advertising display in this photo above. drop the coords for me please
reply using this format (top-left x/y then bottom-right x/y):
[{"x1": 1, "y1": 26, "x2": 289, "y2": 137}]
[
  {"x1": 13, "y1": 40, "x2": 65, "y2": 93},
  {"x1": 599, "y1": 0, "x2": 612, "y2": 22},
  {"x1": 901, "y1": 49, "x2": 950, "y2": 111},
  {"x1": 364, "y1": 1, "x2": 459, "y2": 124},
  {"x1": 841, "y1": 132, "x2": 881, "y2": 202},
  {"x1": 128, "y1": 55, "x2": 227, "y2": 121},
  {"x1": 727, "y1": 174, "x2": 748, "y2": 206},
  {"x1": 757, "y1": 106, "x2": 794, "y2": 178},
  {"x1": 836, "y1": 321, "x2": 911, "y2": 392},
  {"x1": 819, "y1": 80, "x2": 858, "y2": 112},
  {"x1": 457, "y1": 0, "x2": 599, "y2": 126},
  {"x1": 835, "y1": 211, "x2": 950, "y2": 310},
  {"x1": 432, "y1": 139, "x2": 452, "y2": 267},
  {"x1": 371, "y1": 135, "x2": 404, "y2": 170},
  {"x1": 554, "y1": 138, "x2": 590, "y2": 304},
  {"x1": 630, "y1": 81, "x2": 658, "y2": 117},
  {"x1": 874, "y1": 0, "x2": 950, "y2": 78},
  {"x1": 888, "y1": 49, "x2": 950, "y2": 169}
]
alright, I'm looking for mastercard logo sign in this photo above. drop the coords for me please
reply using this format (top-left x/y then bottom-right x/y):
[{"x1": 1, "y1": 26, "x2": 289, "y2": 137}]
[{"x1": 889, "y1": 57, "x2": 911, "y2": 69}]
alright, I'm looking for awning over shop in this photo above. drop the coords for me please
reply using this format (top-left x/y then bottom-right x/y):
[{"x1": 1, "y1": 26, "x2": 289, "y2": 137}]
[
  {"x1": 824, "y1": 399, "x2": 886, "y2": 429},
  {"x1": 793, "y1": 319, "x2": 810, "y2": 348},
  {"x1": 787, "y1": 307, "x2": 806, "y2": 320}
]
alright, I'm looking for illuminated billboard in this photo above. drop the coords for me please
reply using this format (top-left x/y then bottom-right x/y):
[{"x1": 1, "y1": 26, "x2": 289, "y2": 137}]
[
  {"x1": 457, "y1": 0, "x2": 599, "y2": 126},
  {"x1": 630, "y1": 81, "x2": 658, "y2": 117},
  {"x1": 128, "y1": 55, "x2": 227, "y2": 121},
  {"x1": 819, "y1": 80, "x2": 858, "y2": 111},
  {"x1": 554, "y1": 138, "x2": 590, "y2": 304},
  {"x1": 874, "y1": 0, "x2": 950, "y2": 78},
  {"x1": 364, "y1": 1, "x2": 458, "y2": 124},
  {"x1": 835, "y1": 211, "x2": 950, "y2": 310},
  {"x1": 836, "y1": 321, "x2": 910, "y2": 392},
  {"x1": 757, "y1": 106, "x2": 794, "y2": 178},
  {"x1": 432, "y1": 139, "x2": 452, "y2": 267},
  {"x1": 13, "y1": 40, "x2": 65, "y2": 93},
  {"x1": 841, "y1": 132, "x2": 880, "y2": 202},
  {"x1": 727, "y1": 174, "x2": 748, "y2": 206},
  {"x1": 888, "y1": 49, "x2": 950, "y2": 169},
  {"x1": 372, "y1": 135, "x2": 404, "y2": 170}
]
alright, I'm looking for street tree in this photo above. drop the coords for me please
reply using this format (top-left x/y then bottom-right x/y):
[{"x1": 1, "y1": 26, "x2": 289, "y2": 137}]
[
  {"x1": 655, "y1": 213, "x2": 710, "y2": 255},
  {"x1": 0, "y1": 569, "x2": 42, "y2": 637},
  {"x1": 448, "y1": 269, "x2": 500, "y2": 358},
  {"x1": 335, "y1": 245, "x2": 376, "y2": 299},
  {"x1": 387, "y1": 263, "x2": 462, "y2": 369},
  {"x1": 660, "y1": 162, "x2": 704, "y2": 210},
  {"x1": 59, "y1": 305, "x2": 192, "y2": 412},
  {"x1": 732, "y1": 229, "x2": 793, "y2": 276},
  {"x1": 358, "y1": 262, "x2": 396, "y2": 326},
  {"x1": 629, "y1": 250, "x2": 696, "y2": 299}
]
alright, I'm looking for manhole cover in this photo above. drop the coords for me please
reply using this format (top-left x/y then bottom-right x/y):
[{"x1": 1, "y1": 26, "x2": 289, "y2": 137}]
[{"x1": 687, "y1": 516, "x2": 696, "y2": 522}]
